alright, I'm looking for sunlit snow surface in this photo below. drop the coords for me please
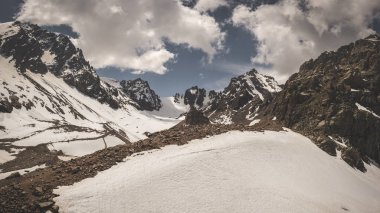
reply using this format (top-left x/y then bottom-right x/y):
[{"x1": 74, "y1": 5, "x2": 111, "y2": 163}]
[{"x1": 55, "y1": 130, "x2": 380, "y2": 213}]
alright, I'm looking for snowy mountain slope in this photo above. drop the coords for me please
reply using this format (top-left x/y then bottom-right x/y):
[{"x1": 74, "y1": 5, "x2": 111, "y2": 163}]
[
  {"x1": 0, "y1": 22, "x2": 120, "y2": 109},
  {"x1": 0, "y1": 22, "x2": 183, "y2": 162},
  {"x1": 54, "y1": 129, "x2": 380, "y2": 213},
  {"x1": 0, "y1": 56, "x2": 179, "y2": 160}
]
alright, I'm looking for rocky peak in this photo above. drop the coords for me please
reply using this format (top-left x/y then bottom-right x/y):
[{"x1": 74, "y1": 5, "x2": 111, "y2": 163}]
[
  {"x1": 176, "y1": 69, "x2": 281, "y2": 125},
  {"x1": 203, "y1": 69, "x2": 280, "y2": 123},
  {"x1": 183, "y1": 86, "x2": 207, "y2": 108},
  {"x1": 0, "y1": 21, "x2": 119, "y2": 109},
  {"x1": 120, "y1": 78, "x2": 161, "y2": 111},
  {"x1": 263, "y1": 34, "x2": 380, "y2": 168},
  {"x1": 224, "y1": 69, "x2": 281, "y2": 102}
]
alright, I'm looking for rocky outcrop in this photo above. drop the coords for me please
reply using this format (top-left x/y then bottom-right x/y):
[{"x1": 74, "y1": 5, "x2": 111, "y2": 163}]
[
  {"x1": 263, "y1": 34, "x2": 380, "y2": 166},
  {"x1": 185, "y1": 107, "x2": 210, "y2": 125},
  {"x1": 184, "y1": 86, "x2": 207, "y2": 108},
  {"x1": 120, "y1": 78, "x2": 161, "y2": 111}
]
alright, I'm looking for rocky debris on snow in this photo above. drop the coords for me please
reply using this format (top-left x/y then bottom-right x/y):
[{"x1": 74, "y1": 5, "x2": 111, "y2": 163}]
[
  {"x1": 262, "y1": 34, "x2": 380, "y2": 167},
  {"x1": 0, "y1": 121, "x2": 282, "y2": 212},
  {"x1": 0, "y1": 144, "x2": 60, "y2": 173}
]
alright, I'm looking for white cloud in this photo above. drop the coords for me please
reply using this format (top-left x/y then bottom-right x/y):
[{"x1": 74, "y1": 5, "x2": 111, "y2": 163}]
[
  {"x1": 195, "y1": 0, "x2": 228, "y2": 12},
  {"x1": 232, "y1": 0, "x2": 380, "y2": 83},
  {"x1": 17, "y1": 0, "x2": 225, "y2": 74}
]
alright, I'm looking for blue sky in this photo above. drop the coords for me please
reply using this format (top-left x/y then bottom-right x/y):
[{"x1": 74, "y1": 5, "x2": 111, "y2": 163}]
[
  {"x1": 1, "y1": 0, "x2": 380, "y2": 96},
  {"x1": 96, "y1": 5, "x2": 258, "y2": 95}
]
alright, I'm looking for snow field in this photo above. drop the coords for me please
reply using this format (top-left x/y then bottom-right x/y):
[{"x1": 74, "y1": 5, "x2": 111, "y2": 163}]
[{"x1": 54, "y1": 130, "x2": 380, "y2": 213}]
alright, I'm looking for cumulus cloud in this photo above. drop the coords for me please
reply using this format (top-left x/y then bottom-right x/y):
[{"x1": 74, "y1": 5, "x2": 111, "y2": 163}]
[
  {"x1": 195, "y1": 0, "x2": 228, "y2": 12},
  {"x1": 17, "y1": 0, "x2": 226, "y2": 74},
  {"x1": 232, "y1": 0, "x2": 380, "y2": 82}
]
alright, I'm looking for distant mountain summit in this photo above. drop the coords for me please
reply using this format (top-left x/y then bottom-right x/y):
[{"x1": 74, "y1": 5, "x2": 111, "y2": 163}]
[
  {"x1": 176, "y1": 69, "x2": 281, "y2": 124},
  {"x1": 120, "y1": 78, "x2": 161, "y2": 111},
  {"x1": 263, "y1": 34, "x2": 380, "y2": 168}
]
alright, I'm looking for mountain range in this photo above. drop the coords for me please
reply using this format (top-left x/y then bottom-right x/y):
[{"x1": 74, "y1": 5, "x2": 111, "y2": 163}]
[{"x1": 0, "y1": 21, "x2": 380, "y2": 212}]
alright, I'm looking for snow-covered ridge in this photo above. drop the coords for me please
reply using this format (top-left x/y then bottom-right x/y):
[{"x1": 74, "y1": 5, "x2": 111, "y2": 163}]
[{"x1": 54, "y1": 129, "x2": 380, "y2": 212}]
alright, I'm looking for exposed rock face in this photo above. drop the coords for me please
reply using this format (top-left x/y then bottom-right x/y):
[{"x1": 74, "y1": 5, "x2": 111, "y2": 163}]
[
  {"x1": 185, "y1": 107, "x2": 210, "y2": 125},
  {"x1": 120, "y1": 78, "x2": 161, "y2": 111},
  {"x1": 0, "y1": 22, "x2": 119, "y2": 109},
  {"x1": 263, "y1": 34, "x2": 380, "y2": 165},
  {"x1": 184, "y1": 86, "x2": 207, "y2": 108}
]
